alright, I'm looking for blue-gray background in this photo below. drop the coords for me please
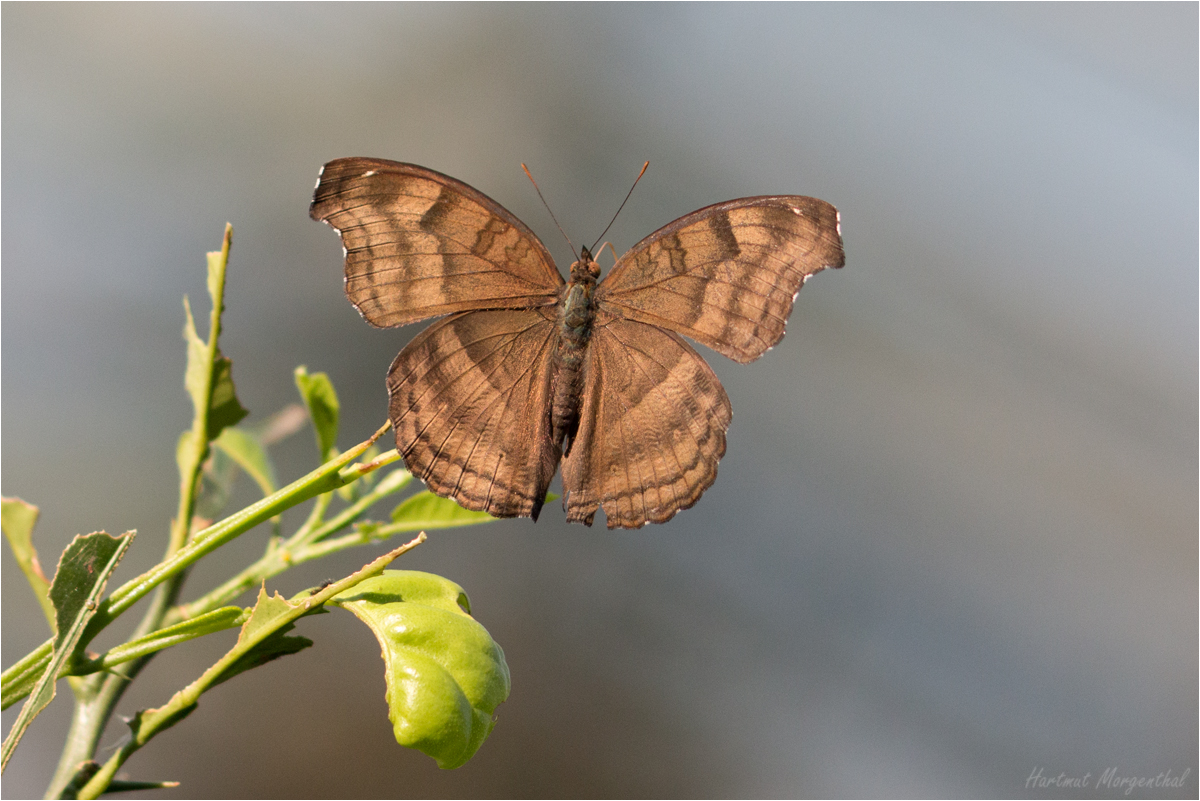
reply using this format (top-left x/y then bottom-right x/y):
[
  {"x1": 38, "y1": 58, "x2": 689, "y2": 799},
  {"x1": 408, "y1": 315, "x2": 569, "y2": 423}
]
[{"x1": 3, "y1": 4, "x2": 1195, "y2": 797}]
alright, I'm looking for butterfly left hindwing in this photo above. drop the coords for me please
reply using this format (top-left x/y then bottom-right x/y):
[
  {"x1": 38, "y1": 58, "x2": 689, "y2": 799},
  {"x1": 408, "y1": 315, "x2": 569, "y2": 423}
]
[{"x1": 386, "y1": 307, "x2": 561, "y2": 521}]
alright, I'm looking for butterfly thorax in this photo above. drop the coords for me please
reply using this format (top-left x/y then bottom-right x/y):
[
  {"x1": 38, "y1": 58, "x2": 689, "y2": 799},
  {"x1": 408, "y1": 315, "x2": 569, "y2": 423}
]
[
  {"x1": 551, "y1": 250, "x2": 602, "y2": 455},
  {"x1": 559, "y1": 253, "x2": 600, "y2": 350}
]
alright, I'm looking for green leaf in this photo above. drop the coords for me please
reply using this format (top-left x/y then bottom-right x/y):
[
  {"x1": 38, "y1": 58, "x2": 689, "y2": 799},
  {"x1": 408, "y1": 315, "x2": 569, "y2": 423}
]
[
  {"x1": 182, "y1": 295, "x2": 208, "y2": 417},
  {"x1": 206, "y1": 354, "x2": 249, "y2": 441},
  {"x1": 208, "y1": 628, "x2": 312, "y2": 689},
  {"x1": 1, "y1": 497, "x2": 54, "y2": 629},
  {"x1": 205, "y1": 583, "x2": 326, "y2": 690},
  {"x1": 390, "y1": 491, "x2": 501, "y2": 531},
  {"x1": 233, "y1": 585, "x2": 294, "y2": 645},
  {"x1": 194, "y1": 446, "x2": 238, "y2": 521},
  {"x1": 1, "y1": 530, "x2": 134, "y2": 771},
  {"x1": 331, "y1": 570, "x2": 510, "y2": 769},
  {"x1": 213, "y1": 426, "x2": 278, "y2": 497},
  {"x1": 182, "y1": 297, "x2": 248, "y2": 441},
  {"x1": 294, "y1": 367, "x2": 340, "y2": 461}
]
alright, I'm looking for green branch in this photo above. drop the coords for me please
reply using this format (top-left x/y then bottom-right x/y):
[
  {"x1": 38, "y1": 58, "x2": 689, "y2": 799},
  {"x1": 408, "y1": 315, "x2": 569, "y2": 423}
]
[
  {"x1": 76, "y1": 534, "x2": 426, "y2": 799},
  {"x1": 166, "y1": 460, "x2": 409, "y2": 626},
  {"x1": 1, "y1": 422, "x2": 392, "y2": 712}
]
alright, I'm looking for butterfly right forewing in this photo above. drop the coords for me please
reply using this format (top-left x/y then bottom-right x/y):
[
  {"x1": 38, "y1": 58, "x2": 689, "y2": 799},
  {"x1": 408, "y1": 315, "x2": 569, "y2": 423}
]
[
  {"x1": 311, "y1": 158, "x2": 564, "y2": 328},
  {"x1": 596, "y1": 196, "x2": 843, "y2": 363}
]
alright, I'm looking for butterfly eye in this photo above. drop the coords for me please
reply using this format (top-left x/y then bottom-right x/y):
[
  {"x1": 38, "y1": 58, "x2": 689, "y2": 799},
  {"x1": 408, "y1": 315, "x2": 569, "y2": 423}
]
[{"x1": 588, "y1": 260, "x2": 601, "y2": 279}]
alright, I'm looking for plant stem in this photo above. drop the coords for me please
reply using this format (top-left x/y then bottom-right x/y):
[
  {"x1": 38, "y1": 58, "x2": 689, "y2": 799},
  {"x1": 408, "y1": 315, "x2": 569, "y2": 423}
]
[
  {"x1": 44, "y1": 673, "x2": 121, "y2": 798},
  {"x1": 39, "y1": 424, "x2": 392, "y2": 797},
  {"x1": 88, "y1": 424, "x2": 390, "y2": 642},
  {"x1": 165, "y1": 463, "x2": 409, "y2": 626},
  {"x1": 46, "y1": 227, "x2": 236, "y2": 798},
  {"x1": 172, "y1": 224, "x2": 233, "y2": 560}
]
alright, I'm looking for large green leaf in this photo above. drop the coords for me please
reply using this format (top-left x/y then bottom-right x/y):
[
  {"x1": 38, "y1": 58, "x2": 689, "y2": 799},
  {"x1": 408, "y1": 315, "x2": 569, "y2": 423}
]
[
  {"x1": 1, "y1": 530, "x2": 134, "y2": 771},
  {"x1": 331, "y1": 571, "x2": 510, "y2": 769}
]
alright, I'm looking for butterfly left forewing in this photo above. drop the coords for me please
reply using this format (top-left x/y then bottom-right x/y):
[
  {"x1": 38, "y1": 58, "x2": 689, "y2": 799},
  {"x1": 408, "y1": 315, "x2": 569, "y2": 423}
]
[
  {"x1": 596, "y1": 196, "x2": 843, "y2": 363},
  {"x1": 388, "y1": 308, "x2": 562, "y2": 520},
  {"x1": 562, "y1": 310, "x2": 732, "y2": 529},
  {"x1": 311, "y1": 158, "x2": 563, "y2": 328}
]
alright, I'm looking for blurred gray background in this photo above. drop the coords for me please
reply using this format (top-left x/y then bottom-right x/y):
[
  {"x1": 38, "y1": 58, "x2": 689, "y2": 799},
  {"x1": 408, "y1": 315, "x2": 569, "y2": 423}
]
[{"x1": 2, "y1": 3, "x2": 1195, "y2": 798}]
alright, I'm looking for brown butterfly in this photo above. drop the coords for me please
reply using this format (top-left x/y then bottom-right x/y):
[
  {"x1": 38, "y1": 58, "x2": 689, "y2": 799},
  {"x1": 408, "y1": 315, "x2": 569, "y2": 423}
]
[{"x1": 311, "y1": 158, "x2": 844, "y2": 528}]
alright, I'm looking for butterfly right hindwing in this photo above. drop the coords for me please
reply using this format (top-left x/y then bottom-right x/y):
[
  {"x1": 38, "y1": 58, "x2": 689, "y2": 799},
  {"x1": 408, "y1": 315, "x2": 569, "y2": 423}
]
[{"x1": 562, "y1": 309, "x2": 732, "y2": 529}]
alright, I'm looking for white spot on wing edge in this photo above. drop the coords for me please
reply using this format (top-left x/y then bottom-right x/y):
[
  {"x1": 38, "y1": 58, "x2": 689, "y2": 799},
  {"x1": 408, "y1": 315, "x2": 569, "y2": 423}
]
[
  {"x1": 362, "y1": 170, "x2": 377, "y2": 177},
  {"x1": 835, "y1": 209, "x2": 842, "y2": 237}
]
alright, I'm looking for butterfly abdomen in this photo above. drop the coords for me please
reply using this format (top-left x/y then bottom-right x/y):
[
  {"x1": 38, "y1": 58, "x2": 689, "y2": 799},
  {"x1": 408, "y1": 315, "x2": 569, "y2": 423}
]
[{"x1": 551, "y1": 271, "x2": 598, "y2": 456}]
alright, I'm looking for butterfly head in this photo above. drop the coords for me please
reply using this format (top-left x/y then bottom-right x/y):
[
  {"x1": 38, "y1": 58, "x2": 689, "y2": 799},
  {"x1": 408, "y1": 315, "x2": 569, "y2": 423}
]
[{"x1": 570, "y1": 246, "x2": 602, "y2": 282}]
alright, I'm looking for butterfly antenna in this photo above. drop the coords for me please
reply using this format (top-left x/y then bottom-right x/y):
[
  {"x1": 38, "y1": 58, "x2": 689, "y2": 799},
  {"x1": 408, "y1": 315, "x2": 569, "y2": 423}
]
[
  {"x1": 590, "y1": 161, "x2": 649, "y2": 253},
  {"x1": 522, "y1": 163, "x2": 577, "y2": 260}
]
